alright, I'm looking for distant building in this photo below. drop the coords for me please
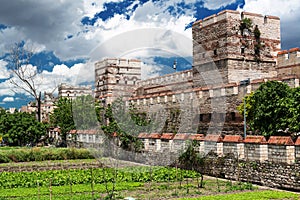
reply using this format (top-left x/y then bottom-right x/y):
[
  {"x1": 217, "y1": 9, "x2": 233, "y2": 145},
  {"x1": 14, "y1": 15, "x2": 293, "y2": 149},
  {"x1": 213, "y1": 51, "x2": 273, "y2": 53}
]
[{"x1": 58, "y1": 83, "x2": 93, "y2": 99}]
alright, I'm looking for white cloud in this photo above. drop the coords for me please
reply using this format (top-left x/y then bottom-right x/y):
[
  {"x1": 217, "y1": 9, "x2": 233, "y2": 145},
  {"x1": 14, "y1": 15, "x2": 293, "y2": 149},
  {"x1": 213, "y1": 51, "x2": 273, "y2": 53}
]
[
  {"x1": 0, "y1": 0, "x2": 192, "y2": 61},
  {"x1": 0, "y1": 0, "x2": 84, "y2": 59},
  {"x1": 203, "y1": 0, "x2": 238, "y2": 10},
  {"x1": 240, "y1": 0, "x2": 300, "y2": 18},
  {"x1": 0, "y1": 61, "x2": 94, "y2": 99},
  {"x1": 0, "y1": 60, "x2": 10, "y2": 79},
  {"x1": 240, "y1": 0, "x2": 300, "y2": 49},
  {"x1": 2, "y1": 97, "x2": 14, "y2": 102}
]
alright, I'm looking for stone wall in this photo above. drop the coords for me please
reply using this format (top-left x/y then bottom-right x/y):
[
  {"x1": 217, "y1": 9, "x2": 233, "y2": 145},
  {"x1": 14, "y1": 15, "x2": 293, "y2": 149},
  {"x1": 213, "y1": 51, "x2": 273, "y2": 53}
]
[
  {"x1": 296, "y1": 146, "x2": 300, "y2": 162},
  {"x1": 85, "y1": 136, "x2": 300, "y2": 191},
  {"x1": 268, "y1": 145, "x2": 295, "y2": 164},
  {"x1": 129, "y1": 77, "x2": 299, "y2": 134},
  {"x1": 244, "y1": 143, "x2": 268, "y2": 162},
  {"x1": 135, "y1": 134, "x2": 300, "y2": 164},
  {"x1": 202, "y1": 156, "x2": 300, "y2": 191}
]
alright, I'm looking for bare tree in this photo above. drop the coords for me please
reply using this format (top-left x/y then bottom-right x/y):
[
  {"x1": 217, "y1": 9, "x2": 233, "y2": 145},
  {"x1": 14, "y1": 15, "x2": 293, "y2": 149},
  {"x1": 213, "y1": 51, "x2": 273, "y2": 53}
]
[{"x1": 8, "y1": 42, "x2": 42, "y2": 121}]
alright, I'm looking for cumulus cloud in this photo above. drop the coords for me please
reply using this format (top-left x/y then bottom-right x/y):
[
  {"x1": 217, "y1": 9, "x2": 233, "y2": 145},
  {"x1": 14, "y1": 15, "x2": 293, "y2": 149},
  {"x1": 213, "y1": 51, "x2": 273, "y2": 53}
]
[
  {"x1": 240, "y1": 0, "x2": 300, "y2": 49},
  {"x1": 2, "y1": 97, "x2": 14, "y2": 102},
  {"x1": 0, "y1": 61, "x2": 93, "y2": 99},
  {"x1": 203, "y1": 0, "x2": 239, "y2": 9},
  {"x1": 0, "y1": 0, "x2": 196, "y2": 61},
  {"x1": 0, "y1": 60, "x2": 10, "y2": 79},
  {"x1": 0, "y1": 0, "x2": 84, "y2": 59}
]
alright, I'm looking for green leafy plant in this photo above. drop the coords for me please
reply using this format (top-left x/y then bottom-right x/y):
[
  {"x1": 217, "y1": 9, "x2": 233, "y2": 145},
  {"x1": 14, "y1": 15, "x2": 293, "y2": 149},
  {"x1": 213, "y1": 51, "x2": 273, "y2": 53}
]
[{"x1": 240, "y1": 18, "x2": 252, "y2": 35}]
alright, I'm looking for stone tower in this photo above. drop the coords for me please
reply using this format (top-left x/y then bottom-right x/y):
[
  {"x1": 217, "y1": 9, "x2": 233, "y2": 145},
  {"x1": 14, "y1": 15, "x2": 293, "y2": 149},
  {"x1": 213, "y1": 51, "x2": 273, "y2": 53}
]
[
  {"x1": 192, "y1": 10, "x2": 281, "y2": 87},
  {"x1": 95, "y1": 58, "x2": 141, "y2": 104}
]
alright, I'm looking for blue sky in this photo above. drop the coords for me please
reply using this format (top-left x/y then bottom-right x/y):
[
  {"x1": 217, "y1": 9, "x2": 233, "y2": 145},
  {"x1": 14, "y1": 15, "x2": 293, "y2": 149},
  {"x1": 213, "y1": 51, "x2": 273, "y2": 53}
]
[{"x1": 0, "y1": 0, "x2": 299, "y2": 108}]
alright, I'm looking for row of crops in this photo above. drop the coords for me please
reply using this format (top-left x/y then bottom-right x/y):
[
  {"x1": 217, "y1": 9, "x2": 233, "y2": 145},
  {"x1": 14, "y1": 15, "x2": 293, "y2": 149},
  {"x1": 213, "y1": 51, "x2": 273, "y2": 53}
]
[{"x1": 0, "y1": 166, "x2": 201, "y2": 189}]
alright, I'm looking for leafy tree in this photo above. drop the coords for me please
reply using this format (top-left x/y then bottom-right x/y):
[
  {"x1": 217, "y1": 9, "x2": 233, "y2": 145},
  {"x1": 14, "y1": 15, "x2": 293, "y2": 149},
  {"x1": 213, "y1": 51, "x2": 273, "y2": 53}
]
[
  {"x1": 0, "y1": 109, "x2": 47, "y2": 146},
  {"x1": 287, "y1": 87, "x2": 300, "y2": 132},
  {"x1": 50, "y1": 97, "x2": 75, "y2": 143},
  {"x1": 72, "y1": 95, "x2": 99, "y2": 130},
  {"x1": 101, "y1": 98, "x2": 155, "y2": 151},
  {"x1": 178, "y1": 141, "x2": 204, "y2": 188},
  {"x1": 238, "y1": 81, "x2": 292, "y2": 136}
]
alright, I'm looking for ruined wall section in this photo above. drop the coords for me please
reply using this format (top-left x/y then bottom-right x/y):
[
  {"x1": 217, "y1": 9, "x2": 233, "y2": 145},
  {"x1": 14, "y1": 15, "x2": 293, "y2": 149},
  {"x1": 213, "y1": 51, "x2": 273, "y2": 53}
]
[{"x1": 192, "y1": 10, "x2": 280, "y2": 87}]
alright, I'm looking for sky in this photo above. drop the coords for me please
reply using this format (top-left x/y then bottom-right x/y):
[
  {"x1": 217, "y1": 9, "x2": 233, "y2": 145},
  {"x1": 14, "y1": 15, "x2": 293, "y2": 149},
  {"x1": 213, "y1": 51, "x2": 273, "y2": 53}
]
[{"x1": 0, "y1": 0, "x2": 299, "y2": 108}]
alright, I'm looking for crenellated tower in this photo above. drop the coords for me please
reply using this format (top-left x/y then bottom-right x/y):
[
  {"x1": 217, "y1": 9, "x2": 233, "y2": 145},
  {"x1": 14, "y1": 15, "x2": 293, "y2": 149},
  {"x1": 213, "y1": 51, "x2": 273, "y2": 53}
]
[
  {"x1": 192, "y1": 10, "x2": 281, "y2": 87},
  {"x1": 95, "y1": 58, "x2": 141, "y2": 104}
]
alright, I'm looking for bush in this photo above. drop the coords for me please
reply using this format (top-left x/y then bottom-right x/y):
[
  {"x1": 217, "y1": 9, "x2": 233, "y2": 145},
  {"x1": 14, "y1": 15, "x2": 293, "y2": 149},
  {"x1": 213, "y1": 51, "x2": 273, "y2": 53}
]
[{"x1": 0, "y1": 147, "x2": 94, "y2": 163}]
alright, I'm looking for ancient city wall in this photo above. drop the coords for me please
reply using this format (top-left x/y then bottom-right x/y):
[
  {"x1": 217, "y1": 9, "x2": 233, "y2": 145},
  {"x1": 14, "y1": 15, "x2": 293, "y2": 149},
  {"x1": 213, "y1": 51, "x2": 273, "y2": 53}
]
[
  {"x1": 202, "y1": 156, "x2": 300, "y2": 191},
  {"x1": 128, "y1": 76, "x2": 299, "y2": 134},
  {"x1": 135, "y1": 134, "x2": 299, "y2": 165}
]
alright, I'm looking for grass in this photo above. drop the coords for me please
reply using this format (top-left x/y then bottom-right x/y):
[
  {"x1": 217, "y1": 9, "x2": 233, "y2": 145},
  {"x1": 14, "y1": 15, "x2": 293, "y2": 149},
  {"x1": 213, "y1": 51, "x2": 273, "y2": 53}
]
[
  {"x1": 0, "y1": 177, "x2": 260, "y2": 200},
  {"x1": 0, "y1": 147, "x2": 94, "y2": 163},
  {"x1": 0, "y1": 158, "x2": 98, "y2": 167},
  {"x1": 0, "y1": 158, "x2": 298, "y2": 200},
  {"x1": 179, "y1": 190, "x2": 300, "y2": 200},
  {"x1": 0, "y1": 182, "x2": 143, "y2": 199}
]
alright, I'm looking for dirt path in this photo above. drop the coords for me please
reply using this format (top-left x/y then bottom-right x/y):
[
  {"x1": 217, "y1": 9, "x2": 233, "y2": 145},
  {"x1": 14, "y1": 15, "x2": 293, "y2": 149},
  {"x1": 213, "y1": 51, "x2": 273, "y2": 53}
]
[{"x1": 99, "y1": 157, "x2": 149, "y2": 168}]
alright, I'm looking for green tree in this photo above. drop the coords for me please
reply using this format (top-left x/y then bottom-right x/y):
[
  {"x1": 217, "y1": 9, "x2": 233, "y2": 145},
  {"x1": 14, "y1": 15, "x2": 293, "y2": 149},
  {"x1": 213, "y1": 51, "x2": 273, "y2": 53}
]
[
  {"x1": 50, "y1": 97, "x2": 75, "y2": 143},
  {"x1": 0, "y1": 109, "x2": 47, "y2": 146},
  {"x1": 238, "y1": 81, "x2": 291, "y2": 136},
  {"x1": 287, "y1": 87, "x2": 300, "y2": 132},
  {"x1": 72, "y1": 95, "x2": 99, "y2": 130},
  {"x1": 178, "y1": 141, "x2": 204, "y2": 188},
  {"x1": 101, "y1": 99, "x2": 155, "y2": 151}
]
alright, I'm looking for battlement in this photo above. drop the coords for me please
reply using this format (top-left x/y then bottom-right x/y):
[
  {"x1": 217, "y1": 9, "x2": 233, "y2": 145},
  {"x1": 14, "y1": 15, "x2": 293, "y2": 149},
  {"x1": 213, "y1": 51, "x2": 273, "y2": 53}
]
[
  {"x1": 277, "y1": 48, "x2": 300, "y2": 77},
  {"x1": 137, "y1": 69, "x2": 193, "y2": 88},
  {"x1": 193, "y1": 10, "x2": 279, "y2": 30},
  {"x1": 128, "y1": 76, "x2": 299, "y2": 107},
  {"x1": 277, "y1": 48, "x2": 300, "y2": 64}
]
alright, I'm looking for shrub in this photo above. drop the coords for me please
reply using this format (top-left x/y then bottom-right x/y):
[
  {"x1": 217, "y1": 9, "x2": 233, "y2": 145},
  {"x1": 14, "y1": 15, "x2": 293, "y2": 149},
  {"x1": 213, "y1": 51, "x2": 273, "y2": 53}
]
[{"x1": 0, "y1": 147, "x2": 94, "y2": 163}]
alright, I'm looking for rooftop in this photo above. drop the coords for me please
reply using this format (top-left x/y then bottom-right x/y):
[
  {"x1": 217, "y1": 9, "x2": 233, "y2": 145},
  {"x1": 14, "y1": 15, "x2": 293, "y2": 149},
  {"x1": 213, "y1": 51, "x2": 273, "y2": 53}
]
[
  {"x1": 244, "y1": 135, "x2": 267, "y2": 144},
  {"x1": 268, "y1": 136, "x2": 294, "y2": 145}
]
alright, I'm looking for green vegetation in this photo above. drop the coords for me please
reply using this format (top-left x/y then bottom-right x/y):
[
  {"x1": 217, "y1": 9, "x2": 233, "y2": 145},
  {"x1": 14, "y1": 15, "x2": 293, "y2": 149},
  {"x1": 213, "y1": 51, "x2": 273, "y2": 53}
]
[
  {"x1": 0, "y1": 162, "x2": 262, "y2": 200},
  {"x1": 0, "y1": 158, "x2": 96, "y2": 167},
  {"x1": 72, "y1": 95, "x2": 99, "y2": 130},
  {"x1": 179, "y1": 190, "x2": 299, "y2": 200},
  {"x1": 238, "y1": 81, "x2": 300, "y2": 136},
  {"x1": 50, "y1": 97, "x2": 76, "y2": 143},
  {"x1": 0, "y1": 147, "x2": 94, "y2": 163},
  {"x1": 179, "y1": 141, "x2": 205, "y2": 188},
  {"x1": 240, "y1": 18, "x2": 252, "y2": 35},
  {"x1": 0, "y1": 108, "x2": 47, "y2": 146},
  {"x1": 0, "y1": 182, "x2": 143, "y2": 200},
  {"x1": 101, "y1": 99, "x2": 155, "y2": 151},
  {"x1": 0, "y1": 166, "x2": 200, "y2": 188}
]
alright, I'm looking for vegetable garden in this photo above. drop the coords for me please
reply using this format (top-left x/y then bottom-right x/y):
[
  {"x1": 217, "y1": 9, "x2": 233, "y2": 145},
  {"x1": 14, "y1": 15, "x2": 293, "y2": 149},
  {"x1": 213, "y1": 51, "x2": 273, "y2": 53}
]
[{"x1": 0, "y1": 147, "x2": 298, "y2": 199}]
